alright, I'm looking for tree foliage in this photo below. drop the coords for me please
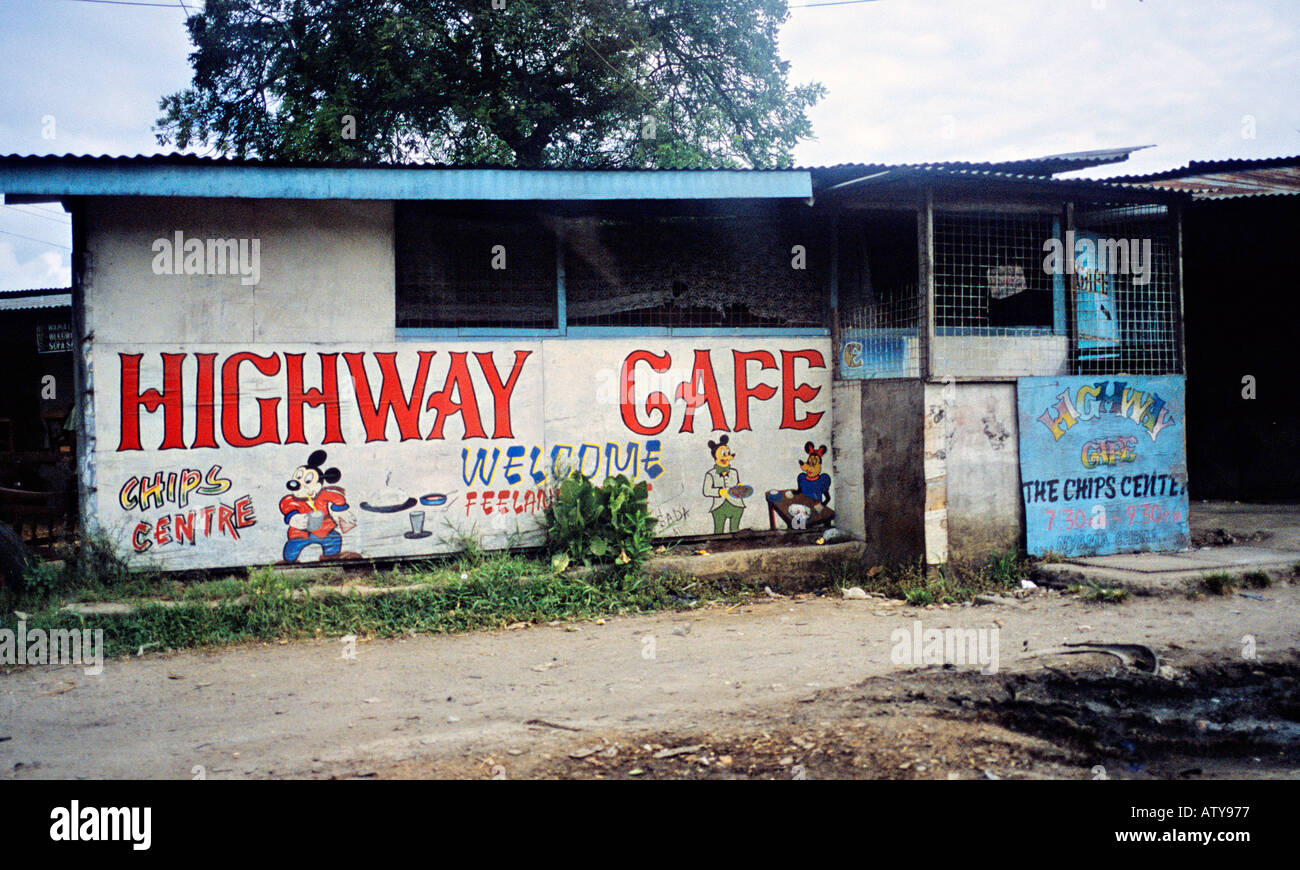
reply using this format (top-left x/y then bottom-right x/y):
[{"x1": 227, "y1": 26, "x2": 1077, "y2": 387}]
[{"x1": 156, "y1": 0, "x2": 824, "y2": 168}]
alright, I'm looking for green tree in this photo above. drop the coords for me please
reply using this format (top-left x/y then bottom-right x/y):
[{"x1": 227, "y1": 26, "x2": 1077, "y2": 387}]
[{"x1": 155, "y1": 0, "x2": 824, "y2": 168}]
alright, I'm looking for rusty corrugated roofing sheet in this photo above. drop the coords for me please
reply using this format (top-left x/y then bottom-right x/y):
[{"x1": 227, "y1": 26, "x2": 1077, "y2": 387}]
[{"x1": 1104, "y1": 156, "x2": 1300, "y2": 199}]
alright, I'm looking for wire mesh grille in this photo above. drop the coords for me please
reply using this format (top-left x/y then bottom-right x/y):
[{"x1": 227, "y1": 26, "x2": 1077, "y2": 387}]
[
  {"x1": 396, "y1": 205, "x2": 557, "y2": 330},
  {"x1": 933, "y1": 211, "x2": 1058, "y2": 335},
  {"x1": 1071, "y1": 203, "x2": 1180, "y2": 375},
  {"x1": 839, "y1": 289, "x2": 923, "y2": 379},
  {"x1": 562, "y1": 214, "x2": 828, "y2": 329},
  {"x1": 836, "y1": 209, "x2": 921, "y2": 379},
  {"x1": 922, "y1": 205, "x2": 1181, "y2": 377}
]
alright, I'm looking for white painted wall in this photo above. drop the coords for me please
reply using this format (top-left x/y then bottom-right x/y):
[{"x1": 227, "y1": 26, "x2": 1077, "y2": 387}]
[
  {"x1": 830, "y1": 381, "x2": 865, "y2": 541},
  {"x1": 83, "y1": 197, "x2": 395, "y2": 345},
  {"x1": 90, "y1": 337, "x2": 832, "y2": 570},
  {"x1": 931, "y1": 335, "x2": 1069, "y2": 379},
  {"x1": 78, "y1": 196, "x2": 841, "y2": 571}
]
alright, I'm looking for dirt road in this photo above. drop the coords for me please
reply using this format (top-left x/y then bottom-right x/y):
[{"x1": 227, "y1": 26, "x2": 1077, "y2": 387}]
[{"x1": 3, "y1": 579, "x2": 1298, "y2": 780}]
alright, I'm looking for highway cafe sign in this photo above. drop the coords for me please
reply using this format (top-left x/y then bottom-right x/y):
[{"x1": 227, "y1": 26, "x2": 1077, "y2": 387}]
[
  {"x1": 94, "y1": 338, "x2": 833, "y2": 571},
  {"x1": 1016, "y1": 375, "x2": 1190, "y2": 557}
]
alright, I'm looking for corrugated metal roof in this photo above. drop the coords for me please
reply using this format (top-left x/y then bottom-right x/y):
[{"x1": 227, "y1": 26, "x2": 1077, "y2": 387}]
[
  {"x1": 0, "y1": 149, "x2": 1176, "y2": 205},
  {"x1": 0, "y1": 288, "x2": 71, "y2": 311},
  {"x1": 1, "y1": 146, "x2": 1147, "y2": 174},
  {"x1": 1102, "y1": 156, "x2": 1300, "y2": 199},
  {"x1": 810, "y1": 163, "x2": 1186, "y2": 203},
  {"x1": 802, "y1": 145, "x2": 1151, "y2": 179},
  {"x1": 0, "y1": 154, "x2": 812, "y2": 201},
  {"x1": 0, "y1": 152, "x2": 810, "y2": 171}
]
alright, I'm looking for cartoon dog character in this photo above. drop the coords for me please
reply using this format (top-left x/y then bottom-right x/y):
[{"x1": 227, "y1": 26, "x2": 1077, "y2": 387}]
[
  {"x1": 702, "y1": 435, "x2": 746, "y2": 534},
  {"x1": 278, "y1": 450, "x2": 359, "y2": 562}
]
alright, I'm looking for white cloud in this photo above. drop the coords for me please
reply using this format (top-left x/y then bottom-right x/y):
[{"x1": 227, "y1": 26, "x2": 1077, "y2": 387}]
[
  {"x1": 782, "y1": 0, "x2": 1300, "y2": 173},
  {"x1": 0, "y1": 241, "x2": 70, "y2": 291}
]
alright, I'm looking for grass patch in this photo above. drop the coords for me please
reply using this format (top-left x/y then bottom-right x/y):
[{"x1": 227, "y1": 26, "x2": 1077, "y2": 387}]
[
  {"x1": 14, "y1": 531, "x2": 171, "y2": 609},
  {"x1": 1200, "y1": 572, "x2": 1238, "y2": 596},
  {"x1": 2, "y1": 556, "x2": 761, "y2": 659},
  {"x1": 1066, "y1": 581, "x2": 1129, "y2": 603},
  {"x1": 1241, "y1": 570, "x2": 1272, "y2": 589},
  {"x1": 833, "y1": 550, "x2": 1031, "y2": 605}
]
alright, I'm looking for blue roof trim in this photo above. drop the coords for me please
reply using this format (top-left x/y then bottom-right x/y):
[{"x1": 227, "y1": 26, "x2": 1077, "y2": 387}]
[{"x1": 0, "y1": 160, "x2": 812, "y2": 201}]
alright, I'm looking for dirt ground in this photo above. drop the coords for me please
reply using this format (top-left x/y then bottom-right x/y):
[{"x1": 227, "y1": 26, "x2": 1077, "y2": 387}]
[
  {"x1": 4, "y1": 574, "x2": 1298, "y2": 780},
  {"x1": 421, "y1": 657, "x2": 1299, "y2": 781}
]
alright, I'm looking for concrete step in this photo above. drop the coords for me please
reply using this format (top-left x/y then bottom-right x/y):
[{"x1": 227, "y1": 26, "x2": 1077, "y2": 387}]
[{"x1": 1033, "y1": 546, "x2": 1297, "y2": 596}]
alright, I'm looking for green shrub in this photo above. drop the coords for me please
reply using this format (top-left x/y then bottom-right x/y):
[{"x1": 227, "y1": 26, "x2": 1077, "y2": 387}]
[
  {"x1": 1201, "y1": 572, "x2": 1237, "y2": 596},
  {"x1": 544, "y1": 472, "x2": 657, "y2": 569}
]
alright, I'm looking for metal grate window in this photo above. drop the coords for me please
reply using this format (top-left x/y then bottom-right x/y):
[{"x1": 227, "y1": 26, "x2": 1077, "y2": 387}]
[
  {"x1": 562, "y1": 213, "x2": 828, "y2": 330},
  {"x1": 837, "y1": 210, "x2": 922, "y2": 379},
  {"x1": 1071, "y1": 203, "x2": 1180, "y2": 376},
  {"x1": 396, "y1": 204, "x2": 557, "y2": 330},
  {"x1": 933, "y1": 211, "x2": 1058, "y2": 335}
]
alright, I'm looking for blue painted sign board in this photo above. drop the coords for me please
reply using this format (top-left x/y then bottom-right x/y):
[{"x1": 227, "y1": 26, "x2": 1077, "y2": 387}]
[
  {"x1": 1072, "y1": 230, "x2": 1121, "y2": 362},
  {"x1": 1017, "y1": 375, "x2": 1189, "y2": 556}
]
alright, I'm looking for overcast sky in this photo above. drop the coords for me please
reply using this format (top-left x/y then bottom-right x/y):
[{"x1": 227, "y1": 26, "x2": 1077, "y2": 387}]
[{"x1": 1, "y1": 0, "x2": 1296, "y2": 290}]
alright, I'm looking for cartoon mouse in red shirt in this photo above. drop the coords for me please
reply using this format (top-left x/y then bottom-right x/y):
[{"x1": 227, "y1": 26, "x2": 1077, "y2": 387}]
[{"x1": 278, "y1": 450, "x2": 359, "y2": 562}]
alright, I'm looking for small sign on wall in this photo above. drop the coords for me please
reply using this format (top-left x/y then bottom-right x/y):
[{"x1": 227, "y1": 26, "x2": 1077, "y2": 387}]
[
  {"x1": 38, "y1": 321, "x2": 73, "y2": 353},
  {"x1": 1017, "y1": 374, "x2": 1189, "y2": 557},
  {"x1": 986, "y1": 265, "x2": 1027, "y2": 300}
]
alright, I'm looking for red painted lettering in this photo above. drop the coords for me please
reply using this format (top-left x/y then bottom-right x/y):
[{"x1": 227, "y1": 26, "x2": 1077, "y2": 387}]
[
  {"x1": 475, "y1": 350, "x2": 531, "y2": 439},
  {"x1": 675, "y1": 349, "x2": 729, "y2": 433},
  {"x1": 221, "y1": 352, "x2": 282, "y2": 447},
  {"x1": 426, "y1": 352, "x2": 486, "y2": 440},
  {"x1": 732, "y1": 350, "x2": 777, "y2": 432},
  {"x1": 285, "y1": 352, "x2": 343, "y2": 445},
  {"x1": 346, "y1": 350, "x2": 434, "y2": 443},
  {"x1": 118, "y1": 352, "x2": 186, "y2": 451},
  {"x1": 620, "y1": 350, "x2": 672, "y2": 436},
  {"x1": 780, "y1": 349, "x2": 825, "y2": 430}
]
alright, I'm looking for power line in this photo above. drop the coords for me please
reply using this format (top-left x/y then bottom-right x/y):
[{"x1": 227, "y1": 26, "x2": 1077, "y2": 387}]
[
  {"x1": 790, "y1": 0, "x2": 882, "y2": 7},
  {"x1": 2, "y1": 204, "x2": 71, "y2": 226},
  {"x1": 0, "y1": 228, "x2": 72, "y2": 250},
  {"x1": 53, "y1": 0, "x2": 190, "y2": 9},
  {"x1": 23, "y1": 203, "x2": 69, "y2": 217}
]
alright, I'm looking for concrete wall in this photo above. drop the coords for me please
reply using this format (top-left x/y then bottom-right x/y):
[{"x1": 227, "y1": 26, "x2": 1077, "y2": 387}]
[
  {"x1": 942, "y1": 382, "x2": 1024, "y2": 558},
  {"x1": 931, "y1": 335, "x2": 1069, "y2": 379},
  {"x1": 830, "y1": 382, "x2": 865, "y2": 541},
  {"x1": 838, "y1": 377, "x2": 1025, "y2": 566},
  {"x1": 855, "y1": 379, "x2": 926, "y2": 564},
  {"x1": 77, "y1": 196, "x2": 836, "y2": 570},
  {"x1": 84, "y1": 197, "x2": 396, "y2": 345}
]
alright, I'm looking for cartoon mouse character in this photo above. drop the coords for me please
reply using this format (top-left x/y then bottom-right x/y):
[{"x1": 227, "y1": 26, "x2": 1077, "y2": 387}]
[
  {"x1": 278, "y1": 450, "x2": 359, "y2": 562},
  {"x1": 797, "y1": 442, "x2": 832, "y2": 505},
  {"x1": 702, "y1": 435, "x2": 746, "y2": 533},
  {"x1": 765, "y1": 442, "x2": 833, "y2": 530}
]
